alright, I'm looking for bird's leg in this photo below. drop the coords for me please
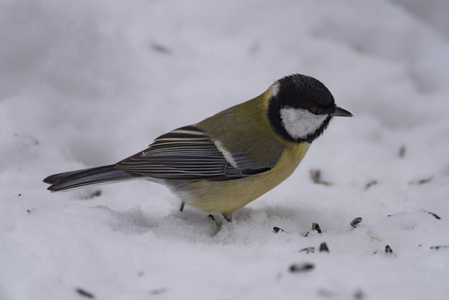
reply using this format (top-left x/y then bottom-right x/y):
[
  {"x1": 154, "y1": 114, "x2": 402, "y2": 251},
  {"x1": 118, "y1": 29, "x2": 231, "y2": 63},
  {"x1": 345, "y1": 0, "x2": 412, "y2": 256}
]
[
  {"x1": 223, "y1": 213, "x2": 233, "y2": 223},
  {"x1": 179, "y1": 201, "x2": 185, "y2": 212},
  {"x1": 208, "y1": 214, "x2": 223, "y2": 234},
  {"x1": 207, "y1": 214, "x2": 231, "y2": 236}
]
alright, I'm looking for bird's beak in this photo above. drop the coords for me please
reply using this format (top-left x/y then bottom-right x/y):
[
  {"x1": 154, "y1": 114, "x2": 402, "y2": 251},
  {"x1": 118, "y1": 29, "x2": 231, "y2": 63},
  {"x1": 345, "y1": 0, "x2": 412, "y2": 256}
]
[{"x1": 332, "y1": 106, "x2": 353, "y2": 117}]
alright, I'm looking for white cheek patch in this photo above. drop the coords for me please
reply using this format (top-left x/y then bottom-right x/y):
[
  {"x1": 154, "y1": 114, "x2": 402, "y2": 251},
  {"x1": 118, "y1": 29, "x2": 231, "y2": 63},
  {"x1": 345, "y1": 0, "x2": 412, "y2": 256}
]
[{"x1": 280, "y1": 107, "x2": 328, "y2": 139}]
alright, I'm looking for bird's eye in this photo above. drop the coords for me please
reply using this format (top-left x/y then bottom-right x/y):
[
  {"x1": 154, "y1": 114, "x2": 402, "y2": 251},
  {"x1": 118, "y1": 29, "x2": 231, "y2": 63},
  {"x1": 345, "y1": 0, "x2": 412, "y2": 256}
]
[{"x1": 310, "y1": 107, "x2": 323, "y2": 115}]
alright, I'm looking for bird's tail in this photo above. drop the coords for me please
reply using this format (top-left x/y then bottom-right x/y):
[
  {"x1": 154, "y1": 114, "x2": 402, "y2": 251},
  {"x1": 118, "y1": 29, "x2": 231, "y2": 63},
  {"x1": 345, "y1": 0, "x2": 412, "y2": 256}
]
[{"x1": 43, "y1": 165, "x2": 141, "y2": 192}]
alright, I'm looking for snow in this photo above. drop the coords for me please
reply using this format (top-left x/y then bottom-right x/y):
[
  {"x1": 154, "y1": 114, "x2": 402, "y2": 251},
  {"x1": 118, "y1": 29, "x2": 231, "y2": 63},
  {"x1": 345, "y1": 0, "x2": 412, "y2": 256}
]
[{"x1": 1, "y1": 0, "x2": 449, "y2": 299}]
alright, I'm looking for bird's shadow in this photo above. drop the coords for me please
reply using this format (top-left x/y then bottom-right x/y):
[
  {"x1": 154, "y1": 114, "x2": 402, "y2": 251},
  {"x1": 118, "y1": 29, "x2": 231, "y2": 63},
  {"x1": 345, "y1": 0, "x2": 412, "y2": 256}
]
[
  {"x1": 92, "y1": 203, "x2": 331, "y2": 241},
  {"x1": 93, "y1": 205, "x2": 159, "y2": 234}
]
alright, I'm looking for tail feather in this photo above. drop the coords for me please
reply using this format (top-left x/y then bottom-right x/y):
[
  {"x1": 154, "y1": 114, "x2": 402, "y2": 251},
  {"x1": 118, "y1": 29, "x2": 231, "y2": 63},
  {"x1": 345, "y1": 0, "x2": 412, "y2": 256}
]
[{"x1": 44, "y1": 165, "x2": 141, "y2": 192}]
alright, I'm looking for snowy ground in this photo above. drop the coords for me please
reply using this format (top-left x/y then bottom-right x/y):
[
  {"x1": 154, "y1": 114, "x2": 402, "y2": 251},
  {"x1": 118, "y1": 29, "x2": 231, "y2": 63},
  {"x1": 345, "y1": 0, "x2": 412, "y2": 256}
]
[{"x1": 1, "y1": 0, "x2": 449, "y2": 299}]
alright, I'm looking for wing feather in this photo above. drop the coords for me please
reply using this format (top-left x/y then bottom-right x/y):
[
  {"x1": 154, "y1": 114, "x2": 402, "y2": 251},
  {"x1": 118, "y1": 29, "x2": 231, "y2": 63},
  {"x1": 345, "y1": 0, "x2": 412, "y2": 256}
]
[{"x1": 115, "y1": 125, "x2": 274, "y2": 180}]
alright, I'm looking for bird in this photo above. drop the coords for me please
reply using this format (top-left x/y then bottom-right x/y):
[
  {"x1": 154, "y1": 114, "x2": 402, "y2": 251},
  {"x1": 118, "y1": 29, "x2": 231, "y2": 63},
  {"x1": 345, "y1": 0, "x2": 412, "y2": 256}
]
[{"x1": 44, "y1": 74, "x2": 352, "y2": 221}]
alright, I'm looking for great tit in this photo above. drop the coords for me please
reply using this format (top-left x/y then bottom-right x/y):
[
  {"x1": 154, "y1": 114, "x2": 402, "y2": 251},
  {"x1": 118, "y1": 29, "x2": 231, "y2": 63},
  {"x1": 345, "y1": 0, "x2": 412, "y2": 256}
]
[{"x1": 44, "y1": 74, "x2": 352, "y2": 221}]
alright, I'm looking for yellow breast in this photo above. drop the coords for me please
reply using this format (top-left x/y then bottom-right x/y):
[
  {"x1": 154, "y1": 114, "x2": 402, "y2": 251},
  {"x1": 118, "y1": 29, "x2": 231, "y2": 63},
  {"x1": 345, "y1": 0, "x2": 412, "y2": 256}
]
[{"x1": 186, "y1": 142, "x2": 310, "y2": 214}]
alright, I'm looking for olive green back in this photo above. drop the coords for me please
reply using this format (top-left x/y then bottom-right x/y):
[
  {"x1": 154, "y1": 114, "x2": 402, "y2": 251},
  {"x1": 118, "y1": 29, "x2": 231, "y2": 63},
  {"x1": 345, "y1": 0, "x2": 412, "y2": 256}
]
[{"x1": 196, "y1": 88, "x2": 287, "y2": 166}]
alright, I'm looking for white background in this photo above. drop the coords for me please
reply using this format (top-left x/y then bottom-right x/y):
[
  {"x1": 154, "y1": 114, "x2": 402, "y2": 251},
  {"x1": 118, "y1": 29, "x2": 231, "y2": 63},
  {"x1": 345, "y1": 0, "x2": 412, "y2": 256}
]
[{"x1": 1, "y1": 0, "x2": 449, "y2": 299}]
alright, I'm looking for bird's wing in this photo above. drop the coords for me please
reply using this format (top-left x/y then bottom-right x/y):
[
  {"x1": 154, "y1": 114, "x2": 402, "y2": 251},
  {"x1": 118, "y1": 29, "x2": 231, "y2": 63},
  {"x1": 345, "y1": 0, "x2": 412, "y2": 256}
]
[{"x1": 115, "y1": 125, "x2": 274, "y2": 180}]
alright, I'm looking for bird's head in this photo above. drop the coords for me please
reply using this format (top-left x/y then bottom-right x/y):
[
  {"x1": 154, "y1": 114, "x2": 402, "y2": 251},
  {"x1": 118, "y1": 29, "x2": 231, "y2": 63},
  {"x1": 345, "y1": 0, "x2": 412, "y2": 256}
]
[{"x1": 268, "y1": 74, "x2": 352, "y2": 143}]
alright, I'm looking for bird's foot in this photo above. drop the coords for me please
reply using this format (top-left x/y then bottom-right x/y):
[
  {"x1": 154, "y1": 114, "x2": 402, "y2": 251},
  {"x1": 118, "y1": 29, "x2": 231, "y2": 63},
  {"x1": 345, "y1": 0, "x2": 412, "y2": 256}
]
[
  {"x1": 208, "y1": 214, "x2": 222, "y2": 233},
  {"x1": 179, "y1": 201, "x2": 185, "y2": 212},
  {"x1": 222, "y1": 213, "x2": 233, "y2": 223}
]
